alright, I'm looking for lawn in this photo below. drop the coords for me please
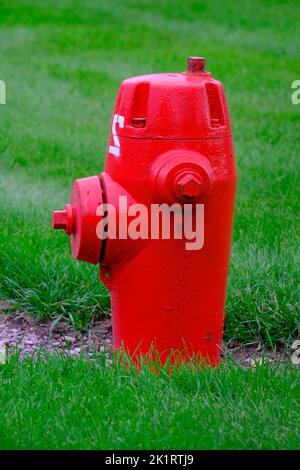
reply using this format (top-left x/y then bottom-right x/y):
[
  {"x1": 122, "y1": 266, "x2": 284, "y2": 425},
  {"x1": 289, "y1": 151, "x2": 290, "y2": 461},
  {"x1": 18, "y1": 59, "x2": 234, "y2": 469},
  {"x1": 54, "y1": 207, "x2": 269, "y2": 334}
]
[
  {"x1": 0, "y1": 353, "x2": 299, "y2": 450},
  {"x1": 0, "y1": 0, "x2": 299, "y2": 451}
]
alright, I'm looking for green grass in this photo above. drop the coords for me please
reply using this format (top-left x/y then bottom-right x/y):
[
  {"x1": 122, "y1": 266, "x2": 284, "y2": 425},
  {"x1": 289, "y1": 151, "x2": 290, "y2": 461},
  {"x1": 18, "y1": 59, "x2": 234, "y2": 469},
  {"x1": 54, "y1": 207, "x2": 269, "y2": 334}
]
[
  {"x1": 0, "y1": 1, "x2": 299, "y2": 452},
  {"x1": 0, "y1": 353, "x2": 298, "y2": 450},
  {"x1": 0, "y1": 0, "x2": 299, "y2": 342}
]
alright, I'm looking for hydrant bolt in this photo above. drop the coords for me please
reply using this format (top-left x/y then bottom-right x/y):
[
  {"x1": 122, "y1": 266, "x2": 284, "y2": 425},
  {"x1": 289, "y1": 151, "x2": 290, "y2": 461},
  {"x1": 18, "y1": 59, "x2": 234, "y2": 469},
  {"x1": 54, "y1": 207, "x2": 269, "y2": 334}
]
[
  {"x1": 52, "y1": 210, "x2": 67, "y2": 230},
  {"x1": 174, "y1": 172, "x2": 203, "y2": 201},
  {"x1": 52, "y1": 204, "x2": 73, "y2": 235},
  {"x1": 187, "y1": 56, "x2": 206, "y2": 73}
]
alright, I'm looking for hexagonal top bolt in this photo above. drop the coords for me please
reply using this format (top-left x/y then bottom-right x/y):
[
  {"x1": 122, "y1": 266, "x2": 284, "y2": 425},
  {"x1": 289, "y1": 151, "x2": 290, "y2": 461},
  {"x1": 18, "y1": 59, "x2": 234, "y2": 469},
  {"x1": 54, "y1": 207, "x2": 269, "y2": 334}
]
[
  {"x1": 52, "y1": 203, "x2": 74, "y2": 235},
  {"x1": 174, "y1": 172, "x2": 204, "y2": 201},
  {"x1": 187, "y1": 56, "x2": 206, "y2": 73}
]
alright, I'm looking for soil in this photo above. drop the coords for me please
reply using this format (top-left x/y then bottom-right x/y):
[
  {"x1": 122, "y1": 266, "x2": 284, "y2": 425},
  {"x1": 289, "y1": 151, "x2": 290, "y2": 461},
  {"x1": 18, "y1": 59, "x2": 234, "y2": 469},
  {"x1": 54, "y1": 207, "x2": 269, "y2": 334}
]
[
  {"x1": 0, "y1": 301, "x2": 287, "y2": 367},
  {"x1": 0, "y1": 305, "x2": 112, "y2": 359}
]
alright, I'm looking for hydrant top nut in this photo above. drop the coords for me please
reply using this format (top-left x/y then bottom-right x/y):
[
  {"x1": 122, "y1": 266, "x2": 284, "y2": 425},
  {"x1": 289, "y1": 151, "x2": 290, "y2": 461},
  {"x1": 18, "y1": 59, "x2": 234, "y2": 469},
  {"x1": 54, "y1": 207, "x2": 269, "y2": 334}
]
[{"x1": 187, "y1": 56, "x2": 206, "y2": 73}]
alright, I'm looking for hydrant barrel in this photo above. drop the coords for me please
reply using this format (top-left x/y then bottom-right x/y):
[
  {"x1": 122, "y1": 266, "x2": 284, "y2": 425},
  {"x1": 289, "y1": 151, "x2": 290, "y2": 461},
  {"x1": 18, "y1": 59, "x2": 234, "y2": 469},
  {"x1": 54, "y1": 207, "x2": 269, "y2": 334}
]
[{"x1": 52, "y1": 57, "x2": 237, "y2": 365}]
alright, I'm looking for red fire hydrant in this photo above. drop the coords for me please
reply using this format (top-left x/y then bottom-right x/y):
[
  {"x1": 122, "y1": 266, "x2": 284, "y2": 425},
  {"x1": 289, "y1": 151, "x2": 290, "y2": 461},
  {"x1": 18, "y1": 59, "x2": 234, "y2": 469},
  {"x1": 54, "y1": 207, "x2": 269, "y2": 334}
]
[{"x1": 53, "y1": 57, "x2": 237, "y2": 365}]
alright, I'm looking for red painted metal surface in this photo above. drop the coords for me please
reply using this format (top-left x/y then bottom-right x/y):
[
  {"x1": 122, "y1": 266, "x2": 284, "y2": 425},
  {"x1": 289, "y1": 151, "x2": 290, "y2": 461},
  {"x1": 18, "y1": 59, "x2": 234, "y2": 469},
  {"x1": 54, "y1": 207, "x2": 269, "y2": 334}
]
[
  {"x1": 53, "y1": 176, "x2": 103, "y2": 264},
  {"x1": 53, "y1": 57, "x2": 237, "y2": 365}
]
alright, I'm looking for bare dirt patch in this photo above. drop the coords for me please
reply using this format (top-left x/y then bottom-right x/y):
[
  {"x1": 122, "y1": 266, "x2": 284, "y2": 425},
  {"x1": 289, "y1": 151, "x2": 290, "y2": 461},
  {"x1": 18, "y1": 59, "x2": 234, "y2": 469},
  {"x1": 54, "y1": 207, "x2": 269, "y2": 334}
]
[
  {"x1": 0, "y1": 311, "x2": 112, "y2": 358},
  {"x1": 0, "y1": 310, "x2": 288, "y2": 366},
  {"x1": 223, "y1": 340, "x2": 286, "y2": 368}
]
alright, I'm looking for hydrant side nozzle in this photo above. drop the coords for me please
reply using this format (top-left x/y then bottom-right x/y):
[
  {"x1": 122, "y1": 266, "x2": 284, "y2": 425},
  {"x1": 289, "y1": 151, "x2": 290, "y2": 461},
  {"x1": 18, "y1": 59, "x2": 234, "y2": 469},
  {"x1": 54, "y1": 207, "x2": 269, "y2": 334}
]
[{"x1": 52, "y1": 176, "x2": 103, "y2": 265}]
